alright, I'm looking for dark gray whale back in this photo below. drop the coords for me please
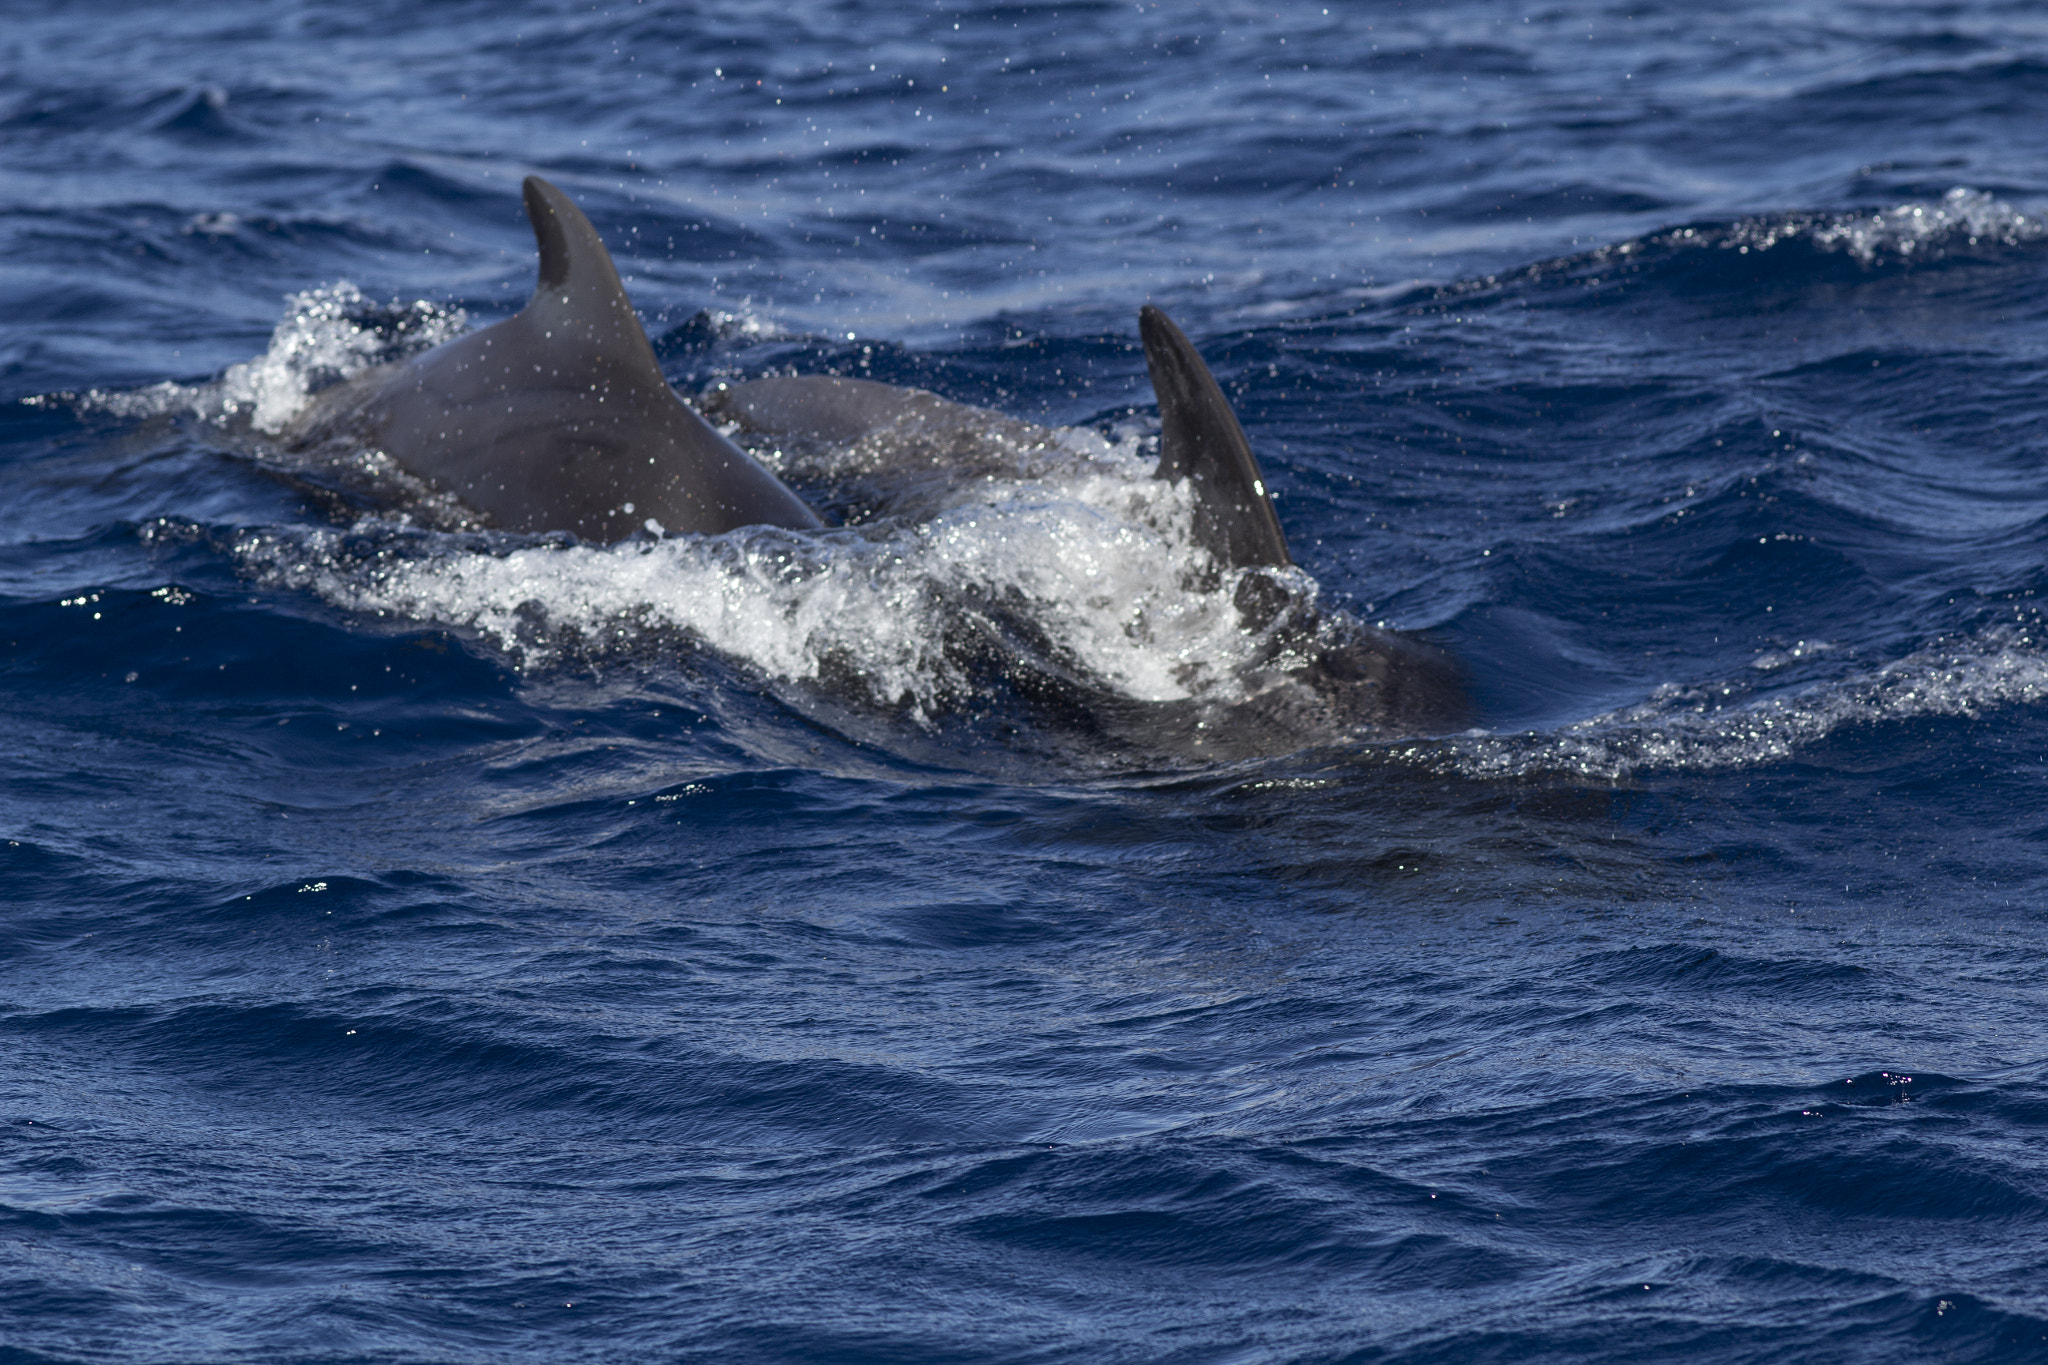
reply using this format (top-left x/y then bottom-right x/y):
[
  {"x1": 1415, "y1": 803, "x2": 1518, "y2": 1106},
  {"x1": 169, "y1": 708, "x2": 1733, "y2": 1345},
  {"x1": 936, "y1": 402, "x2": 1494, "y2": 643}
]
[{"x1": 358, "y1": 177, "x2": 821, "y2": 542}]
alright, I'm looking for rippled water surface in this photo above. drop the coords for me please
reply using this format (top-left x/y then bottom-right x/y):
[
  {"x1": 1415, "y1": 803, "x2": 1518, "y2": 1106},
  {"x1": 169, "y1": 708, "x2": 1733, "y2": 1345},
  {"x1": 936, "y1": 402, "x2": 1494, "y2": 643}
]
[{"x1": 7, "y1": 3, "x2": 2048, "y2": 1361}]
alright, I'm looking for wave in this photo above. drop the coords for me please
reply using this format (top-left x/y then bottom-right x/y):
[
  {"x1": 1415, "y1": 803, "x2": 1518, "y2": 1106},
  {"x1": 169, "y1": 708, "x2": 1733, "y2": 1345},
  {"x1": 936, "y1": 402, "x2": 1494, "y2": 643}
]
[
  {"x1": 1390, "y1": 188, "x2": 2048, "y2": 314},
  {"x1": 1435, "y1": 616, "x2": 2048, "y2": 782}
]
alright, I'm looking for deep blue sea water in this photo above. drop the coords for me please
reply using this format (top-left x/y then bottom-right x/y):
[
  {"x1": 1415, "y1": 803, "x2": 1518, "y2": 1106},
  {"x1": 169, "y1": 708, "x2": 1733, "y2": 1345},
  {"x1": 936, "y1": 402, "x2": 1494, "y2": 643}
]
[{"x1": 6, "y1": 2, "x2": 2048, "y2": 1361}]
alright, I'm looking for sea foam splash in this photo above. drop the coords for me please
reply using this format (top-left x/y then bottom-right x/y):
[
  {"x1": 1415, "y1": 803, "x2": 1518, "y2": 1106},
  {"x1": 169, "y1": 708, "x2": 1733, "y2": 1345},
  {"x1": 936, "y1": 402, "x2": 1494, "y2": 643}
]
[
  {"x1": 83, "y1": 282, "x2": 468, "y2": 430},
  {"x1": 1435, "y1": 616, "x2": 2048, "y2": 781},
  {"x1": 230, "y1": 461, "x2": 1306, "y2": 721},
  {"x1": 1730, "y1": 187, "x2": 2046, "y2": 265},
  {"x1": 1432, "y1": 188, "x2": 2048, "y2": 306}
]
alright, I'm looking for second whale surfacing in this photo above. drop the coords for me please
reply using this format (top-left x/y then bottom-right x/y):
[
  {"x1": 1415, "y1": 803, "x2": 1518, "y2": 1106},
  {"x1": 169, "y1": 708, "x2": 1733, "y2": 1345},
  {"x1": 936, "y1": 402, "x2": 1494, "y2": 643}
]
[{"x1": 278, "y1": 175, "x2": 1467, "y2": 755}]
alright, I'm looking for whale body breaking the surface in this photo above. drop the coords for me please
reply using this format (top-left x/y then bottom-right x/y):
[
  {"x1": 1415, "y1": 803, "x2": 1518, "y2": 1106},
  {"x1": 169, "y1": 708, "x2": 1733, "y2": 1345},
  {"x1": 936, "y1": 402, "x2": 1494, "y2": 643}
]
[{"x1": 280, "y1": 176, "x2": 1468, "y2": 745}]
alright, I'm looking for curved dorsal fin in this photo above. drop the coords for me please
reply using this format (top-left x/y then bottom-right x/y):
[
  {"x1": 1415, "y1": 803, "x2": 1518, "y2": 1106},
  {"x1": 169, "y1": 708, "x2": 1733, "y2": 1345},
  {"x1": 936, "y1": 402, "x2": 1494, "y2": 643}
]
[
  {"x1": 1140, "y1": 305, "x2": 1292, "y2": 569},
  {"x1": 517, "y1": 176, "x2": 666, "y2": 379}
]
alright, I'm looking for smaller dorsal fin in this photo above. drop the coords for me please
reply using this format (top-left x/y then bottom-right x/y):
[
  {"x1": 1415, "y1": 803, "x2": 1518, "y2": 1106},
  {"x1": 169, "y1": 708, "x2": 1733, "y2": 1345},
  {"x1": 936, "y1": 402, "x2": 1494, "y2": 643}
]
[
  {"x1": 1140, "y1": 305, "x2": 1292, "y2": 569},
  {"x1": 518, "y1": 176, "x2": 665, "y2": 378}
]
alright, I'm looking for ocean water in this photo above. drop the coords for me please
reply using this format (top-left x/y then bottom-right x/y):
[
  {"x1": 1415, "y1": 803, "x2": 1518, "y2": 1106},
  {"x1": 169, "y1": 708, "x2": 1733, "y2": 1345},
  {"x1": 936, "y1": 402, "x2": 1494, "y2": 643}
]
[{"x1": 6, "y1": 2, "x2": 2048, "y2": 1361}]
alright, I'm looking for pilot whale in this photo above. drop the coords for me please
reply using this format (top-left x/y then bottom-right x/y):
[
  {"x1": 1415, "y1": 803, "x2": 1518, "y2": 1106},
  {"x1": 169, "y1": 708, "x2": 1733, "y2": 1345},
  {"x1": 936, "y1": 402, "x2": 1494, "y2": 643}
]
[
  {"x1": 292, "y1": 177, "x2": 819, "y2": 544},
  {"x1": 282, "y1": 175, "x2": 1467, "y2": 741}
]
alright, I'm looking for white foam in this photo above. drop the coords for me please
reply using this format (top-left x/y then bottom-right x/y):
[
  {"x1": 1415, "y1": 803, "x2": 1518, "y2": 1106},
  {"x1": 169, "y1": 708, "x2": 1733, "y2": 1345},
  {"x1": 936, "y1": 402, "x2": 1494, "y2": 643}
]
[
  {"x1": 235, "y1": 455, "x2": 1303, "y2": 721},
  {"x1": 1808, "y1": 188, "x2": 2043, "y2": 263},
  {"x1": 1436, "y1": 619, "x2": 2048, "y2": 782},
  {"x1": 1714, "y1": 187, "x2": 2045, "y2": 265},
  {"x1": 82, "y1": 282, "x2": 467, "y2": 431},
  {"x1": 1449, "y1": 188, "x2": 2048, "y2": 303}
]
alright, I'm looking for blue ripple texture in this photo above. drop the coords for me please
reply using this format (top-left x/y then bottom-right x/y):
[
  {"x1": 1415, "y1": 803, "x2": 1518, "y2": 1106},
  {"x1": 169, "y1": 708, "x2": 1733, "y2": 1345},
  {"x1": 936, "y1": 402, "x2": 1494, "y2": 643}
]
[{"x1": 5, "y1": 2, "x2": 2048, "y2": 1362}]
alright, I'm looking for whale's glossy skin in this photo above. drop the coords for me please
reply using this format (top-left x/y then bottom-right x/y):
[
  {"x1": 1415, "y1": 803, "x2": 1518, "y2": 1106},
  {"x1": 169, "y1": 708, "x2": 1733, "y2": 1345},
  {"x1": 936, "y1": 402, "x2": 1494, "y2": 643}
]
[{"x1": 308, "y1": 177, "x2": 820, "y2": 544}]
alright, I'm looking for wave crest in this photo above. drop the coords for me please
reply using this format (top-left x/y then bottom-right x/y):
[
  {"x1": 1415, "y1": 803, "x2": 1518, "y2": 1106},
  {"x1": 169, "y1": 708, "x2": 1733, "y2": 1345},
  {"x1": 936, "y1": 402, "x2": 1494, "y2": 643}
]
[{"x1": 1438, "y1": 618, "x2": 2048, "y2": 781}]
